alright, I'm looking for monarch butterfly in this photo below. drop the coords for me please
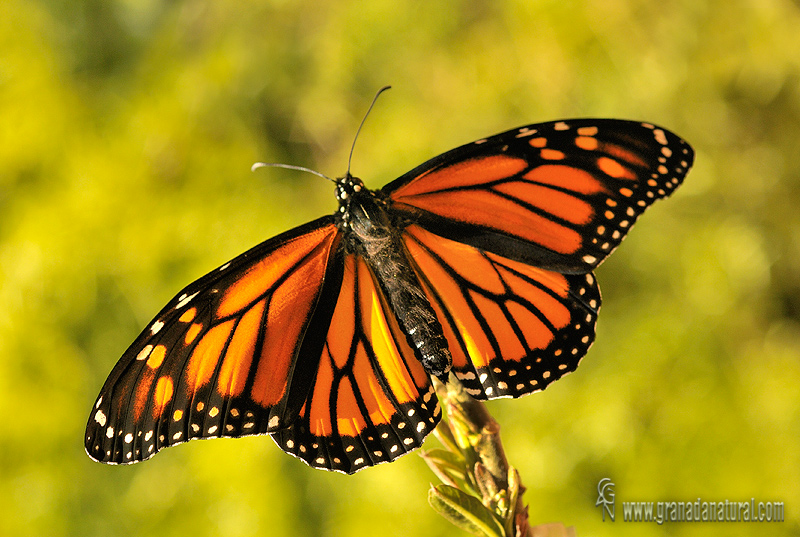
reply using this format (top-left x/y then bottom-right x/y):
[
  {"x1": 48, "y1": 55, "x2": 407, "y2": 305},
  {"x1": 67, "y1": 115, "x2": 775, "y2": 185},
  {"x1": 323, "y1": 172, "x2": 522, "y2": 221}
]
[{"x1": 85, "y1": 99, "x2": 693, "y2": 474}]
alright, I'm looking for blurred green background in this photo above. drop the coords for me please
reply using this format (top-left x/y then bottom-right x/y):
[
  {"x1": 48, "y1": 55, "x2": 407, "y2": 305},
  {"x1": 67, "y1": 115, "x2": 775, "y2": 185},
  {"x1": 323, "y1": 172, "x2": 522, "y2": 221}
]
[{"x1": 1, "y1": 0, "x2": 798, "y2": 536}]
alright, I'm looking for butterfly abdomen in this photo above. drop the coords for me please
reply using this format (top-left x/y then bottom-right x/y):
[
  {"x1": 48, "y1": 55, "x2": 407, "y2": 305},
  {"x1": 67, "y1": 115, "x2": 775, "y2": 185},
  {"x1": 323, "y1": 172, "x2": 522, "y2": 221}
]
[{"x1": 341, "y1": 177, "x2": 453, "y2": 378}]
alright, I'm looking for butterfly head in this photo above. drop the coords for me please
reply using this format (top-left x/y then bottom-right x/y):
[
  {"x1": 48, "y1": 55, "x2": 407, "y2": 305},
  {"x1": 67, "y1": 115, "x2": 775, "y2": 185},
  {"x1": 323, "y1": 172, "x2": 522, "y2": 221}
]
[{"x1": 336, "y1": 173, "x2": 366, "y2": 222}]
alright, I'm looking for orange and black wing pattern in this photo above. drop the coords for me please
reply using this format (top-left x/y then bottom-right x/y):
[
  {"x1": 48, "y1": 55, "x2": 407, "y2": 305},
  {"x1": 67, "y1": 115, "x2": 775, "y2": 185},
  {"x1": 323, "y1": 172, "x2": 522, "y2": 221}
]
[
  {"x1": 271, "y1": 254, "x2": 439, "y2": 473},
  {"x1": 381, "y1": 119, "x2": 693, "y2": 400},
  {"x1": 384, "y1": 119, "x2": 694, "y2": 273},
  {"x1": 403, "y1": 225, "x2": 599, "y2": 400},
  {"x1": 85, "y1": 218, "x2": 343, "y2": 464}
]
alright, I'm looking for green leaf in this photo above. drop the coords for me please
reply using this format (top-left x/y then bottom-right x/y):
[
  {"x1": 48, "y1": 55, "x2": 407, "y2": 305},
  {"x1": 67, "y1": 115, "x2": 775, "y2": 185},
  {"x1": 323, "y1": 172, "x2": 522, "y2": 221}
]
[
  {"x1": 420, "y1": 449, "x2": 477, "y2": 494},
  {"x1": 422, "y1": 448, "x2": 465, "y2": 468},
  {"x1": 428, "y1": 485, "x2": 505, "y2": 537}
]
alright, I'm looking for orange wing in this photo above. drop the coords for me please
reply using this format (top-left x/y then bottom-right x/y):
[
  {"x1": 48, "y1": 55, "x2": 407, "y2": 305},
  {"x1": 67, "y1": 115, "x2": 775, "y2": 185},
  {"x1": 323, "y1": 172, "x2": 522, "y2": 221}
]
[
  {"x1": 85, "y1": 218, "x2": 342, "y2": 464},
  {"x1": 271, "y1": 253, "x2": 440, "y2": 474},
  {"x1": 383, "y1": 119, "x2": 694, "y2": 273},
  {"x1": 403, "y1": 225, "x2": 600, "y2": 399}
]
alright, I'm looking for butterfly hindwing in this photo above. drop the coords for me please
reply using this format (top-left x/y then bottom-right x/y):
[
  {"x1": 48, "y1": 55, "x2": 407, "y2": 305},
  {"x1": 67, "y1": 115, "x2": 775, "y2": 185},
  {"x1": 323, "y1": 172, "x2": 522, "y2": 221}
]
[
  {"x1": 384, "y1": 119, "x2": 694, "y2": 273},
  {"x1": 85, "y1": 218, "x2": 342, "y2": 464},
  {"x1": 403, "y1": 225, "x2": 600, "y2": 400},
  {"x1": 272, "y1": 254, "x2": 440, "y2": 474}
]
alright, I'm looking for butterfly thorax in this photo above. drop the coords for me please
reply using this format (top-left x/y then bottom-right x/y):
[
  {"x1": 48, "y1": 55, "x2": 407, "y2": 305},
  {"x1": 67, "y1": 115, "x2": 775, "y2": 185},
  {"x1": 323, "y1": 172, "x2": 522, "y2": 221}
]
[{"x1": 335, "y1": 173, "x2": 453, "y2": 379}]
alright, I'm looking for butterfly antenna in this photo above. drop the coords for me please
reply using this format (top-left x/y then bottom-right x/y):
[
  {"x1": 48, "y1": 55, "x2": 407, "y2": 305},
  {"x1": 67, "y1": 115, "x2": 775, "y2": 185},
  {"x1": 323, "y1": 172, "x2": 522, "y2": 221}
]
[
  {"x1": 347, "y1": 85, "x2": 391, "y2": 177},
  {"x1": 250, "y1": 162, "x2": 336, "y2": 183}
]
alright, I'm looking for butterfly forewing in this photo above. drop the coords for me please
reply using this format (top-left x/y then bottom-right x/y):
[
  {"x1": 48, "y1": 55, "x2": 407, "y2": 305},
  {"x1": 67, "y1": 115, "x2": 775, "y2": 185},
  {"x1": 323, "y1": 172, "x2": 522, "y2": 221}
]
[
  {"x1": 85, "y1": 218, "x2": 341, "y2": 464},
  {"x1": 384, "y1": 119, "x2": 694, "y2": 273}
]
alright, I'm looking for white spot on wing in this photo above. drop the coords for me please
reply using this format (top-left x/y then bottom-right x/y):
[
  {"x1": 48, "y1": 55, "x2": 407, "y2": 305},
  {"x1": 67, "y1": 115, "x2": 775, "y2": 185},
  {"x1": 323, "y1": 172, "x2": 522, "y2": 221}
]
[
  {"x1": 94, "y1": 410, "x2": 107, "y2": 426},
  {"x1": 176, "y1": 292, "x2": 199, "y2": 309},
  {"x1": 136, "y1": 345, "x2": 153, "y2": 361}
]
